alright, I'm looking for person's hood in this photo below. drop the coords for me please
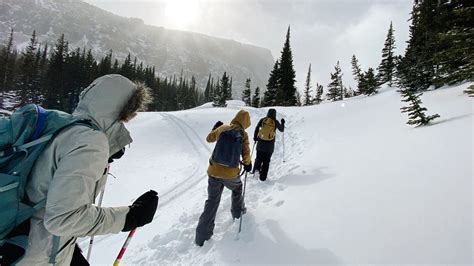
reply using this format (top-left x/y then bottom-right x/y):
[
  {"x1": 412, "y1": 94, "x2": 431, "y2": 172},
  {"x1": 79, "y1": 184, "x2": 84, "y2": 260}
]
[
  {"x1": 231, "y1": 110, "x2": 251, "y2": 129},
  {"x1": 73, "y1": 74, "x2": 136, "y2": 155},
  {"x1": 267, "y1": 108, "x2": 277, "y2": 120}
]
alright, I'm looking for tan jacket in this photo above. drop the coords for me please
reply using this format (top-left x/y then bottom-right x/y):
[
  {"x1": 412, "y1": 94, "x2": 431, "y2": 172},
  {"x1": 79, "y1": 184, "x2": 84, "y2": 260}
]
[
  {"x1": 207, "y1": 110, "x2": 251, "y2": 179},
  {"x1": 20, "y1": 75, "x2": 138, "y2": 265}
]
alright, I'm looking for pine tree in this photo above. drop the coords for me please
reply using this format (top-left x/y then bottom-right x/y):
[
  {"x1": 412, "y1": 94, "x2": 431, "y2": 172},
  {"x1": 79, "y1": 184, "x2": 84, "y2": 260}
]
[
  {"x1": 295, "y1": 90, "x2": 302, "y2": 106},
  {"x1": 0, "y1": 28, "x2": 16, "y2": 110},
  {"x1": 397, "y1": 0, "x2": 439, "y2": 91},
  {"x1": 44, "y1": 34, "x2": 69, "y2": 110},
  {"x1": 303, "y1": 63, "x2": 313, "y2": 106},
  {"x1": 327, "y1": 61, "x2": 343, "y2": 101},
  {"x1": 120, "y1": 53, "x2": 134, "y2": 78},
  {"x1": 220, "y1": 72, "x2": 232, "y2": 100},
  {"x1": 212, "y1": 78, "x2": 226, "y2": 107},
  {"x1": 276, "y1": 26, "x2": 298, "y2": 106},
  {"x1": 351, "y1": 54, "x2": 363, "y2": 88},
  {"x1": 262, "y1": 60, "x2": 279, "y2": 107},
  {"x1": 464, "y1": 85, "x2": 474, "y2": 97},
  {"x1": 204, "y1": 74, "x2": 212, "y2": 102},
  {"x1": 400, "y1": 86, "x2": 440, "y2": 126},
  {"x1": 377, "y1": 22, "x2": 397, "y2": 86},
  {"x1": 252, "y1": 86, "x2": 261, "y2": 108},
  {"x1": 17, "y1": 30, "x2": 40, "y2": 106},
  {"x1": 343, "y1": 86, "x2": 355, "y2": 98},
  {"x1": 98, "y1": 50, "x2": 113, "y2": 76},
  {"x1": 314, "y1": 83, "x2": 324, "y2": 104},
  {"x1": 433, "y1": 0, "x2": 474, "y2": 86},
  {"x1": 363, "y1": 67, "x2": 379, "y2": 95},
  {"x1": 242, "y1": 78, "x2": 252, "y2": 106}
]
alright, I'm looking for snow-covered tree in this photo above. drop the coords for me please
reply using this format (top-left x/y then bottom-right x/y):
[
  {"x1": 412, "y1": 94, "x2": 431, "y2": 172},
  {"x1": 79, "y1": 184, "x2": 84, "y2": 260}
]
[
  {"x1": 314, "y1": 83, "x2": 324, "y2": 104},
  {"x1": 363, "y1": 68, "x2": 379, "y2": 95},
  {"x1": 262, "y1": 60, "x2": 279, "y2": 107},
  {"x1": 377, "y1": 22, "x2": 397, "y2": 86},
  {"x1": 327, "y1": 61, "x2": 343, "y2": 101},
  {"x1": 303, "y1": 63, "x2": 313, "y2": 106},
  {"x1": 242, "y1": 78, "x2": 252, "y2": 106},
  {"x1": 252, "y1": 86, "x2": 261, "y2": 108},
  {"x1": 400, "y1": 86, "x2": 440, "y2": 126},
  {"x1": 276, "y1": 26, "x2": 298, "y2": 106},
  {"x1": 464, "y1": 85, "x2": 474, "y2": 97}
]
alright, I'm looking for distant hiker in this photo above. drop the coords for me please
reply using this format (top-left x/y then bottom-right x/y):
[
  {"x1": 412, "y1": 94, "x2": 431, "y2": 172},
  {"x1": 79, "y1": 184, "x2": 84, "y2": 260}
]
[
  {"x1": 195, "y1": 110, "x2": 252, "y2": 246},
  {"x1": 3, "y1": 75, "x2": 158, "y2": 265},
  {"x1": 253, "y1": 108, "x2": 285, "y2": 181}
]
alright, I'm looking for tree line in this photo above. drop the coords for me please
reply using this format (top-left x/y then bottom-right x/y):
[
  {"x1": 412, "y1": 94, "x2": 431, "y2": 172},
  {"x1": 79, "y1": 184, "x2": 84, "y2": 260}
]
[
  {"x1": 0, "y1": 30, "x2": 237, "y2": 113},
  {"x1": 267, "y1": 0, "x2": 471, "y2": 127}
]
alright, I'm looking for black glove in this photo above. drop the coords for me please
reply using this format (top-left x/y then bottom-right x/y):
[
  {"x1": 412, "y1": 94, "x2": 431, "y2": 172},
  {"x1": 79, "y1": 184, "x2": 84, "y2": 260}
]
[
  {"x1": 253, "y1": 136, "x2": 258, "y2": 142},
  {"x1": 108, "y1": 147, "x2": 125, "y2": 163},
  {"x1": 244, "y1": 163, "x2": 252, "y2": 172},
  {"x1": 281, "y1": 118, "x2": 286, "y2": 125},
  {"x1": 123, "y1": 190, "x2": 159, "y2": 232},
  {"x1": 212, "y1": 121, "x2": 223, "y2": 130}
]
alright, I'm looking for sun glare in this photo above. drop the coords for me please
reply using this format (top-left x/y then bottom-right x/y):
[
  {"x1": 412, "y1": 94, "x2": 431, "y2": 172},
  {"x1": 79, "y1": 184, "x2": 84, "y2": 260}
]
[{"x1": 164, "y1": 0, "x2": 200, "y2": 29}]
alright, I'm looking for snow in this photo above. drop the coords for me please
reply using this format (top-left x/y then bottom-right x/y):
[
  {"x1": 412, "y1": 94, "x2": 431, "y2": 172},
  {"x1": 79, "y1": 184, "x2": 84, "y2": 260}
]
[{"x1": 80, "y1": 83, "x2": 473, "y2": 265}]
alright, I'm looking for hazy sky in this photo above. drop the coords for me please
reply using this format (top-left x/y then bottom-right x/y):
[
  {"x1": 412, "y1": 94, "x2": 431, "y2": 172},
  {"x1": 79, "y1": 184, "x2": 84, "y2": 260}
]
[{"x1": 85, "y1": 0, "x2": 412, "y2": 89}]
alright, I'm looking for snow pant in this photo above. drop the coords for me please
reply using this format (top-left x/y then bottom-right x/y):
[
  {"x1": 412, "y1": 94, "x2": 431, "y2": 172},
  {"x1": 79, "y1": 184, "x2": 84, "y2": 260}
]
[
  {"x1": 196, "y1": 176, "x2": 244, "y2": 241},
  {"x1": 253, "y1": 151, "x2": 272, "y2": 181},
  {"x1": 71, "y1": 245, "x2": 89, "y2": 266}
]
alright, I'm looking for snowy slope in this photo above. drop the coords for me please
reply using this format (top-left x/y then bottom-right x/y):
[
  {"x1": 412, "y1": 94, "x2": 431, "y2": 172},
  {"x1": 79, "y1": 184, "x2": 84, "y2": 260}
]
[{"x1": 81, "y1": 83, "x2": 473, "y2": 265}]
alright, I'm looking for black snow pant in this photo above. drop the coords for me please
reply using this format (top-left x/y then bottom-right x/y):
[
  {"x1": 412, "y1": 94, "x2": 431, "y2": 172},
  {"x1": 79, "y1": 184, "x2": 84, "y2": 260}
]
[
  {"x1": 253, "y1": 151, "x2": 272, "y2": 181},
  {"x1": 196, "y1": 176, "x2": 244, "y2": 241}
]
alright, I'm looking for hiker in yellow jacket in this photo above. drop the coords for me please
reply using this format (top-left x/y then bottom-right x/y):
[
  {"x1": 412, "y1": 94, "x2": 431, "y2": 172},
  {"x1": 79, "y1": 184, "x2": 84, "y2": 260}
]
[
  {"x1": 195, "y1": 110, "x2": 252, "y2": 246},
  {"x1": 253, "y1": 108, "x2": 285, "y2": 181}
]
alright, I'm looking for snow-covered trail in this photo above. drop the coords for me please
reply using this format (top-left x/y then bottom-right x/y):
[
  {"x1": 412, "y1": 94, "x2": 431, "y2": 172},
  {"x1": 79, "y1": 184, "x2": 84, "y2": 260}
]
[{"x1": 82, "y1": 84, "x2": 472, "y2": 265}]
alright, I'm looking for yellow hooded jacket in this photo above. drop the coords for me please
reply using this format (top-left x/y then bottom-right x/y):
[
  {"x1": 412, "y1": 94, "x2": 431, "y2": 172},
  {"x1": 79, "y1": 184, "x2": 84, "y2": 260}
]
[{"x1": 207, "y1": 110, "x2": 251, "y2": 179}]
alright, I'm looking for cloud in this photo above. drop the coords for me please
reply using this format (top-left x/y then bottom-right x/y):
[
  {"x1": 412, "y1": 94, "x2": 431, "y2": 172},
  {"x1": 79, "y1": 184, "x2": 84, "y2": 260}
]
[{"x1": 86, "y1": 0, "x2": 412, "y2": 89}]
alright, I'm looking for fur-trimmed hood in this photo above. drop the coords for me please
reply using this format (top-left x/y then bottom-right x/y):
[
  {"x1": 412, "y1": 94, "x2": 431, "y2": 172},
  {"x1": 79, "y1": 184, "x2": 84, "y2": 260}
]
[{"x1": 73, "y1": 74, "x2": 150, "y2": 155}]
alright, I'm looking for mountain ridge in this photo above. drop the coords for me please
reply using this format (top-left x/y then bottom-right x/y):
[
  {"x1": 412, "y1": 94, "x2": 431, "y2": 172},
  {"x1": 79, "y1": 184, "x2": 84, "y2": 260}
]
[{"x1": 0, "y1": 0, "x2": 274, "y2": 95}]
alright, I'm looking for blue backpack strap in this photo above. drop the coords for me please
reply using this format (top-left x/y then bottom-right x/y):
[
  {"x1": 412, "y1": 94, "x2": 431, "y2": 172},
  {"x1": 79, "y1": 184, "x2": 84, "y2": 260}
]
[
  {"x1": 49, "y1": 235, "x2": 60, "y2": 264},
  {"x1": 31, "y1": 105, "x2": 47, "y2": 142}
]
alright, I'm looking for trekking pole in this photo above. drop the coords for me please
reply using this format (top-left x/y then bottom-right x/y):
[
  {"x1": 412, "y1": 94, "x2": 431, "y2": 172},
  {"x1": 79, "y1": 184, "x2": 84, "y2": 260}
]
[
  {"x1": 113, "y1": 229, "x2": 136, "y2": 266},
  {"x1": 238, "y1": 171, "x2": 248, "y2": 234},
  {"x1": 238, "y1": 142, "x2": 256, "y2": 234},
  {"x1": 86, "y1": 165, "x2": 110, "y2": 261},
  {"x1": 282, "y1": 130, "x2": 286, "y2": 163}
]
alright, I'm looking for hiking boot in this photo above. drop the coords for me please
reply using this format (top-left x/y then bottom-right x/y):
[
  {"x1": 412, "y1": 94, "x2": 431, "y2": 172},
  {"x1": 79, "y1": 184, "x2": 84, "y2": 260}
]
[
  {"x1": 232, "y1": 207, "x2": 247, "y2": 220},
  {"x1": 195, "y1": 233, "x2": 212, "y2": 247}
]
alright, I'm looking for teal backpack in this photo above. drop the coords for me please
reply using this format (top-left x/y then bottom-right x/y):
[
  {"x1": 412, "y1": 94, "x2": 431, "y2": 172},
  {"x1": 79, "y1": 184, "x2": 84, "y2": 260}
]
[{"x1": 0, "y1": 104, "x2": 94, "y2": 264}]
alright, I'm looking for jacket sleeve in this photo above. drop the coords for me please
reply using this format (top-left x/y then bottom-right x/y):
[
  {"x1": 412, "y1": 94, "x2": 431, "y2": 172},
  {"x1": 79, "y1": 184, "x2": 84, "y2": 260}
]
[
  {"x1": 276, "y1": 119, "x2": 285, "y2": 132},
  {"x1": 253, "y1": 119, "x2": 263, "y2": 140},
  {"x1": 206, "y1": 125, "x2": 224, "y2": 143},
  {"x1": 43, "y1": 129, "x2": 129, "y2": 237},
  {"x1": 242, "y1": 131, "x2": 251, "y2": 165}
]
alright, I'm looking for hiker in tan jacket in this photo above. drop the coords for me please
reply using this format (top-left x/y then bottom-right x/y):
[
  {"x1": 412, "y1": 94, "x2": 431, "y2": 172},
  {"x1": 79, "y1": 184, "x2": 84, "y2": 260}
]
[{"x1": 195, "y1": 110, "x2": 252, "y2": 247}]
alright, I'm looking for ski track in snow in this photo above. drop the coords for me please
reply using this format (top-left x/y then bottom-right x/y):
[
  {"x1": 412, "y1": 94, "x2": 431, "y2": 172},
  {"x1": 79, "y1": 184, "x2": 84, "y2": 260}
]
[
  {"x1": 80, "y1": 112, "x2": 212, "y2": 247},
  {"x1": 126, "y1": 108, "x2": 309, "y2": 265}
]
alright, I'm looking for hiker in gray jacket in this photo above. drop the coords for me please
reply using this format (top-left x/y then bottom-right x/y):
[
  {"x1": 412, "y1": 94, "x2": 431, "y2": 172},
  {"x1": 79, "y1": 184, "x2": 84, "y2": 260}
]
[{"x1": 18, "y1": 75, "x2": 158, "y2": 265}]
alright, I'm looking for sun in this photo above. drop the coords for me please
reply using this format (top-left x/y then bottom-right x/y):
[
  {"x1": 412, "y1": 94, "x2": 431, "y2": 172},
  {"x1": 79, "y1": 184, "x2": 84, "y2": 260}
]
[{"x1": 164, "y1": 0, "x2": 200, "y2": 29}]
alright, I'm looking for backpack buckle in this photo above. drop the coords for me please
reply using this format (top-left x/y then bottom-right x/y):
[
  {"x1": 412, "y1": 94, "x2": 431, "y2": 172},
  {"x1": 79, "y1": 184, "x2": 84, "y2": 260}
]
[{"x1": 0, "y1": 145, "x2": 15, "y2": 157}]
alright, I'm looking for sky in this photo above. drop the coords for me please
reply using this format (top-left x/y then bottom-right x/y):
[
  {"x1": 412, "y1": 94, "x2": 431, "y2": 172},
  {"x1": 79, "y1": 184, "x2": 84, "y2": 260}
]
[{"x1": 84, "y1": 0, "x2": 413, "y2": 90}]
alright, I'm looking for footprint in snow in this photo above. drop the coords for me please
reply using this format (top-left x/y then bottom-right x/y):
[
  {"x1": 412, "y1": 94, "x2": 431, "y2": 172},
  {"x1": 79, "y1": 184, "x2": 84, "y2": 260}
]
[{"x1": 275, "y1": 200, "x2": 285, "y2": 207}]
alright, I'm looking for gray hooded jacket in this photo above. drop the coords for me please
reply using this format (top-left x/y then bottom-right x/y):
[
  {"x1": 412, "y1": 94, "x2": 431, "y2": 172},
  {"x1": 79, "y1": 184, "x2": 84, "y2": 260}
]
[{"x1": 20, "y1": 75, "x2": 138, "y2": 265}]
